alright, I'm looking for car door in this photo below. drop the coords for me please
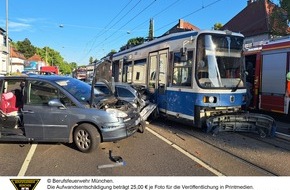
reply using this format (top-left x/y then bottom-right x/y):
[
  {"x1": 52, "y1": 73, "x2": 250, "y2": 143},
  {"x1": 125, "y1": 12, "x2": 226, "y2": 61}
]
[{"x1": 22, "y1": 79, "x2": 71, "y2": 141}]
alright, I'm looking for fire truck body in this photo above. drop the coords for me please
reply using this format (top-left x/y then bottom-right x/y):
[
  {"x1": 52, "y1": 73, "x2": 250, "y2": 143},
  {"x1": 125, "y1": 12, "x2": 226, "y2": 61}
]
[
  {"x1": 245, "y1": 36, "x2": 290, "y2": 115},
  {"x1": 40, "y1": 66, "x2": 59, "y2": 75},
  {"x1": 74, "y1": 67, "x2": 87, "y2": 81}
]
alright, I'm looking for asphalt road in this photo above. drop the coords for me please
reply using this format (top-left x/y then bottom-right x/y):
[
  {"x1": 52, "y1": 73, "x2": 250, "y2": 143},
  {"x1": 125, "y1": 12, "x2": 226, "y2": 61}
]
[
  {"x1": 0, "y1": 119, "x2": 289, "y2": 176},
  {"x1": 0, "y1": 129, "x2": 214, "y2": 176}
]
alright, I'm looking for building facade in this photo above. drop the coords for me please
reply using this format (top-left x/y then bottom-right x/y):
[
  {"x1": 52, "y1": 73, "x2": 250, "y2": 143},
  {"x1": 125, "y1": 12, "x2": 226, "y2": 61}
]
[{"x1": 0, "y1": 28, "x2": 8, "y2": 75}]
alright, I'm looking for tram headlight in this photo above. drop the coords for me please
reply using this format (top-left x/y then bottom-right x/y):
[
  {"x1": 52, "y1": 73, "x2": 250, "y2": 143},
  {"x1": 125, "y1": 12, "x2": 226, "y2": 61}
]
[
  {"x1": 203, "y1": 96, "x2": 217, "y2": 103},
  {"x1": 209, "y1": 96, "x2": 215, "y2": 103}
]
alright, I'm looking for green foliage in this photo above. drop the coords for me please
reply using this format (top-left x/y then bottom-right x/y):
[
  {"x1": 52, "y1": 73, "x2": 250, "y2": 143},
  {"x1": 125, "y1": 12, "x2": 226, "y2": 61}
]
[
  {"x1": 70, "y1": 62, "x2": 78, "y2": 70},
  {"x1": 120, "y1": 37, "x2": 145, "y2": 51},
  {"x1": 15, "y1": 38, "x2": 36, "y2": 59},
  {"x1": 148, "y1": 18, "x2": 154, "y2": 41},
  {"x1": 103, "y1": 50, "x2": 116, "y2": 59},
  {"x1": 12, "y1": 39, "x2": 79, "y2": 75},
  {"x1": 270, "y1": 0, "x2": 289, "y2": 36},
  {"x1": 89, "y1": 56, "x2": 94, "y2": 64},
  {"x1": 213, "y1": 23, "x2": 223, "y2": 30},
  {"x1": 280, "y1": 0, "x2": 290, "y2": 21}
]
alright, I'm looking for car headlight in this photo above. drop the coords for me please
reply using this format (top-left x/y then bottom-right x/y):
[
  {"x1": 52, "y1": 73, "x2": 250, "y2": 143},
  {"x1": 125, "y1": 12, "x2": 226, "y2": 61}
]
[{"x1": 106, "y1": 108, "x2": 128, "y2": 118}]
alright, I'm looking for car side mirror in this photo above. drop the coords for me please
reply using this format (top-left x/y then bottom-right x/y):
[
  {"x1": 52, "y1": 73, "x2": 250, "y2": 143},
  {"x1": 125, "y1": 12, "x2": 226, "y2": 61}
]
[{"x1": 48, "y1": 99, "x2": 66, "y2": 110}]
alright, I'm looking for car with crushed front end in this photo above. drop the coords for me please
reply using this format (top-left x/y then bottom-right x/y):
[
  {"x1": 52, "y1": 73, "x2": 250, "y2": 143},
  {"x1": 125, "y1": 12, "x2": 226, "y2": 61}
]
[
  {"x1": 0, "y1": 75, "x2": 141, "y2": 153},
  {"x1": 94, "y1": 81, "x2": 157, "y2": 133}
]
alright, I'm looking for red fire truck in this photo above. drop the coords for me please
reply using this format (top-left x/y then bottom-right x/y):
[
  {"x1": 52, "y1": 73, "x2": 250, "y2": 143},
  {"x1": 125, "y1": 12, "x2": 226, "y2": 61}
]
[
  {"x1": 40, "y1": 66, "x2": 59, "y2": 75},
  {"x1": 244, "y1": 36, "x2": 290, "y2": 116},
  {"x1": 73, "y1": 67, "x2": 87, "y2": 81}
]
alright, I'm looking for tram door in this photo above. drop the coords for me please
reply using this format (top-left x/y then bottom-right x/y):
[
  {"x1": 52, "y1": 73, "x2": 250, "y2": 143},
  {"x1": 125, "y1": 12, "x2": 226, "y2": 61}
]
[
  {"x1": 148, "y1": 50, "x2": 168, "y2": 108},
  {"x1": 112, "y1": 60, "x2": 122, "y2": 82}
]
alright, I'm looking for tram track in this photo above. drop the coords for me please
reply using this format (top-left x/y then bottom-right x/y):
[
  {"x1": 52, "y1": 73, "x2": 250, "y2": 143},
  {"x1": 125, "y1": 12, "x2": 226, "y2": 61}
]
[
  {"x1": 239, "y1": 132, "x2": 290, "y2": 151},
  {"x1": 179, "y1": 130, "x2": 279, "y2": 176},
  {"x1": 147, "y1": 120, "x2": 290, "y2": 176}
]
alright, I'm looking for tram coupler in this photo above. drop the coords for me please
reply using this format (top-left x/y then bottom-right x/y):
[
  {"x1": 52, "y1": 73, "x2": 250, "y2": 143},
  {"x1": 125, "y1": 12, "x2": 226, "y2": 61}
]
[{"x1": 205, "y1": 112, "x2": 276, "y2": 138}]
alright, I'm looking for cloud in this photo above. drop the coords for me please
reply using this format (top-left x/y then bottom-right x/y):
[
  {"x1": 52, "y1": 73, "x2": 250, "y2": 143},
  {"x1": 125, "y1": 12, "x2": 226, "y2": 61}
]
[
  {"x1": 0, "y1": 17, "x2": 38, "y2": 32},
  {"x1": 9, "y1": 20, "x2": 31, "y2": 32}
]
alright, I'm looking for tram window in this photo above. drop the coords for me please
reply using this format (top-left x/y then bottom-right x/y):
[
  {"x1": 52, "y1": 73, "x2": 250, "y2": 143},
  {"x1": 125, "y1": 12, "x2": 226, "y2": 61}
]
[
  {"x1": 133, "y1": 59, "x2": 147, "y2": 85},
  {"x1": 159, "y1": 53, "x2": 167, "y2": 85},
  {"x1": 136, "y1": 72, "x2": 140, "y2": 80},
  {"x1": 149, "y1": 55, "x2": 158, "y2": 89},
  {"x1": 172, "y1": 51, "x2": 193, "y2": 86}
]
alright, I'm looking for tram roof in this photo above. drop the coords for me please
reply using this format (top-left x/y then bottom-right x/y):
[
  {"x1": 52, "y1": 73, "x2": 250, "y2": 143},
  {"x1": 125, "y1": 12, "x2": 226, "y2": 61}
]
[{"x1": 113, "y1": 30, "x2": 243, "y2": 59}]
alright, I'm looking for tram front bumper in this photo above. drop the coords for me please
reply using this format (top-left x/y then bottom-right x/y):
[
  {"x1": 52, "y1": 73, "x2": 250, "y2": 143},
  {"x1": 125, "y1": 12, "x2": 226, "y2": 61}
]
[{"x1": 206, "y1": 112, "x2": 276, "y2": 138}]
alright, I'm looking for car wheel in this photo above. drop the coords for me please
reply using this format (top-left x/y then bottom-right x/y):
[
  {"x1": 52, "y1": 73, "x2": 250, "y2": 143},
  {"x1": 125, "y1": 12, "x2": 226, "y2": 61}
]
[
  {"x1": 73, "y1": 124, "x2": 100, "y2": 153},
  {"x1": 151, "y1": 107, "x2": 159, "y2": 120},
  {"x1": 138, "y1": 120, "x2": 146, "y2": 133}
]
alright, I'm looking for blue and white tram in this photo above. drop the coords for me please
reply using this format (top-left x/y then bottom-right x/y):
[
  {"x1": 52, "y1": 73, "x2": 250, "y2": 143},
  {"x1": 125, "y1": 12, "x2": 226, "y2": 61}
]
[{"x1": 110, "y1": 30, "x2": 275, "y2": 135}]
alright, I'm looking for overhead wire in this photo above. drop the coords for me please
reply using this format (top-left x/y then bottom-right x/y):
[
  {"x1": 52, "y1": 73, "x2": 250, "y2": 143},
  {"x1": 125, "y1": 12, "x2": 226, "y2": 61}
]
[
  {"x1": 100, "y1": 0, "x2": 223, "y2": 55},
  {"x1": 130, "y1": 0, "x2": 181, "y2": 33},
  {"x1": 100, "y1": 0, "x2": 182, "y2": 53},
  {"x1": 96, "y1": 0, "x2": 158, "y2": 48},
  {"x1": 155, "y1": 0, "x2": 223, "y2": 32},
  {"x1": 78, "y1": 0, "x2": 142, "y2": 63},
  {"x1": 94, "y1": 0, "x2": 159, "y2": 57},
  {"x1": 5, "y1": 0, "x2": 224, "y2": 64}
]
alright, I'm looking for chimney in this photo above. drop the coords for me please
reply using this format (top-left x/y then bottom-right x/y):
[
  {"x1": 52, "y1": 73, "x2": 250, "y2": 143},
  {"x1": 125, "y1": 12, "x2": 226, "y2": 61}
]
[{"x1": 179, "y1": 19, "x2": 184, "y2": 29}]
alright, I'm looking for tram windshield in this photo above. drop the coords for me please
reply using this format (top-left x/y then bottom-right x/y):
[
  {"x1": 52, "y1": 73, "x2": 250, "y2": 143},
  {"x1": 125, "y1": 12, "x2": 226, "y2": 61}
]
[{"x1": 196, "y1": 33, "x2": 244, "y2": 89}]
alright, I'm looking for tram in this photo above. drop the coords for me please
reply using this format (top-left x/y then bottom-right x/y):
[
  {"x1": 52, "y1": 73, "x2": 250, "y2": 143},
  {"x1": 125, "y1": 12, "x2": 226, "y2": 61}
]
[{"x1": 105, "y1": 30, "x2": 275, "y2": 136}]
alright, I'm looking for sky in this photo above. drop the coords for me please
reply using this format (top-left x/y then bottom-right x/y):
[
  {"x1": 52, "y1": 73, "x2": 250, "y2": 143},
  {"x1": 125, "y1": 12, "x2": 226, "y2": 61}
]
[{"x1": 0, "y1": 0, "x2": 280, "y2": 66}]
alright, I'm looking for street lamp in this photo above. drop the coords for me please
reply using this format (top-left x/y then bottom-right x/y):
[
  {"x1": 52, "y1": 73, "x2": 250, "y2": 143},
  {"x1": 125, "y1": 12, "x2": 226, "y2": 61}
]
[{"x1": 6, "y1": 0, "x2": 10, "y2": 75}]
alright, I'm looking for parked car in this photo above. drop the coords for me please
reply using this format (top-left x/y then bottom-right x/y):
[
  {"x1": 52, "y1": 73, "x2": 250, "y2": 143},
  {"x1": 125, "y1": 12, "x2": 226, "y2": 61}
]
[
  {"x1": 0, "y1": 75, "x2": 141, "y2": 153},
  {"x1": 94, "y1": 81, "x2": 157, "y2": 130}
]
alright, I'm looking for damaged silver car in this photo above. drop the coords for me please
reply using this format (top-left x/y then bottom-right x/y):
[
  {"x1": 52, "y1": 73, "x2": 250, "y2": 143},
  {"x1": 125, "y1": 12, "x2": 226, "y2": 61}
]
[{"x1": 95, "y1": 81, "x2": 157, "y2": 132}]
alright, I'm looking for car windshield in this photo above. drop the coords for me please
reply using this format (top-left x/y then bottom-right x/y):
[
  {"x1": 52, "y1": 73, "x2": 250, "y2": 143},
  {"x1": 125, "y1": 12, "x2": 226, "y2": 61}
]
[{"x1": 55, "y1": 78, "x2": 104, "y2": 104}]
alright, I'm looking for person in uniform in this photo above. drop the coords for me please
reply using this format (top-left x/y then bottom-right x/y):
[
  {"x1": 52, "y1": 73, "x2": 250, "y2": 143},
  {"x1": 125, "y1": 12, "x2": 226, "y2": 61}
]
[{"x1": 287, "y1": 72, "x2": 290, "y2": 97}]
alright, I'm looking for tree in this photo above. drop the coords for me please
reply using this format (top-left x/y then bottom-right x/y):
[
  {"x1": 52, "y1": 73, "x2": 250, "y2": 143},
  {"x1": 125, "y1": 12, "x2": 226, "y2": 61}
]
[
  {"x1": 213, "y1": 23, "x2": 223, "y2": 30},
  {"x1": 270, "y1": 0, "x2": 289, "y2": 36},
  {"x1": 104, "y1": 50, "x2": 116, "y2": 59},
  {"x1": 12, "y1": 38, "x2": 79, "y2": 74},
  {"x1": 119, "y1": 37, "x2": 145, "y2": 51},
  {"x1": 70, "y1": 62, "x2": 78, "y2": 70},
  {"x1": 280, "y1": 0, "x2": 290, "y2": 21},
  {"x1": 15, "y1": 38, "x2": 36, "y2": 59},
  {"x1": 89, "y1": 56, "x2": 94, "y2": 64},
  {"x1": 36, "y1": 46, "x2": 74, "y2": 74},
  {"x1": 148, "y1": 18, "x2": 154, "y2": 41}
]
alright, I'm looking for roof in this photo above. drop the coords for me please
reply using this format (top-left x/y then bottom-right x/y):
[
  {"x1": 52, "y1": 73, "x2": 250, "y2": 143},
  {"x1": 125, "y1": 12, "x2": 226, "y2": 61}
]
[
  {"x1": 0, "y1": 27, "x2": 5, "y2": 34},
  {"x1": 113, "y1": 30, "x2": 243, "y2": 59},
  {"x1": 10, "y1": 47, "x2": 26, "y2": 60},
  {"x1": 28, "y1": 54, "x2": 43, "y2": 62},
  {"x1": 221, "y1": 0, "x2": 276, "y2": 37},
  {"x1": 162, "y1": 19, "x2": 200, "y2": 36}
]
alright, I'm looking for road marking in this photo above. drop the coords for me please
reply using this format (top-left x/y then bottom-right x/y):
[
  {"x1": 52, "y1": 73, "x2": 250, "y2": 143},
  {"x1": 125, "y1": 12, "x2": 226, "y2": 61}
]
[
  {"x1": 18, "y1": 143, "x2": 38, "y2": 176},
  {"x1": 146, "y1": 127, "x2": 224, "y2": 176}
]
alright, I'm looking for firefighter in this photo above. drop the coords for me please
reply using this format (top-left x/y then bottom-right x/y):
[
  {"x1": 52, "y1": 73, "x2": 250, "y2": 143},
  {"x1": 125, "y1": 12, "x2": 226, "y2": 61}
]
[
  {"x1": 245, "y1": 62, "x2": 254, "y2": 108},
  {"x1": 287, "y1": 72, "x2": 290, "y2": 97}
]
